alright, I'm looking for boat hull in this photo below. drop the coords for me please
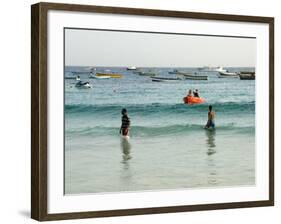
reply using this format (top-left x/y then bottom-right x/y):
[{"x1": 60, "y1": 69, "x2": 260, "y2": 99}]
[
  {"x1": 218, "y1": 71, "x2": 238, "y2": 78},
  {"x1": 152, "y1": 77, "x2": 181, "y2": 82},
  {"x1": 183, "y1": 96, "x2": 206, "y2": 104},
  {"x1": 96, "y1": 73, "x2": 123, "y2": 78},
  {"x1": 180, "y1": 73, "x2": 208, "y2": 80},
  {"x1": 239, "y1": 74, "x2": 255, "y2": 80}
]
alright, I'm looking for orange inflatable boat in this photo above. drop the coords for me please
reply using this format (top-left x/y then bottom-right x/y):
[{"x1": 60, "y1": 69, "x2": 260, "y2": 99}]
[{"x1": 183, "y1": 96, "x2": 206, "y2": 104}]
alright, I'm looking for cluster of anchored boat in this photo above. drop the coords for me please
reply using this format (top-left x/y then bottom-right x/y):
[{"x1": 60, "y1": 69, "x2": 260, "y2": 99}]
[
  {"x1": 134, "y1": 66, "x2": 255, "y2": 82},
  {"x1": 65, "y1": 66, "x2": 255, "y2": 88}
]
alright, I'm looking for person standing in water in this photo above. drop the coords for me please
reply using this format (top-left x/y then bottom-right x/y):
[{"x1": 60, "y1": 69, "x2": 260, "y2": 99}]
[
  {"x1": 120, "y1": 108, "x2": 131, "y2": 136},
  {"x1": 205, "y1": 105, "x2": 215, "y2": 129}
]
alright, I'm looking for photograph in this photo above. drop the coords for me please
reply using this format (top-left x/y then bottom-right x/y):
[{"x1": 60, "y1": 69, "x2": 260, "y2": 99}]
[{"x1": 64, "y1": 28, "x2": 256, "y2": 195}]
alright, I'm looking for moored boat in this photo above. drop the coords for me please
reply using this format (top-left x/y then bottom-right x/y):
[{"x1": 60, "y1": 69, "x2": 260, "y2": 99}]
[
  {"x1": 151, "y1": 77, "x2": 181, "y2": 82},
  {"x1": 95, "y1": 73, "x2": 123, "y2": 78},
  {"x1": 239, "y1": 72, "x2": 255, "y2": 80},
  {"x1": 137, "y1": 71, "x2": 156, "y2": 77},
  {"x1": 178, "y1": 73, "x2": 208, "y2": 80},
  {"x1": 127, "y1": 66, "x2": 137, "y2": 70},
  {"x1": 89, "y1": 72, "x2": 110, "y2": 79},
  {"x1": 168, "y1": 69, "x2": 180, "y2": 74},
  {"x1": 198, "y1": 66, "x2": 226, "y2": 73},
  {"x1": 218, "y1": 71, "x2": 239, "y2": 78},
  {"x1": 214, "y1": 66, "x2": 227, "y2": 73},
  {"x1": 65, "y1": 75, "x2": 80, "y2": 81}
]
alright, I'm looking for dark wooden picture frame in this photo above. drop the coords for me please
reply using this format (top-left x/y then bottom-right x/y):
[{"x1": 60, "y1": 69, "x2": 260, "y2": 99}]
[{"x1": 31, "y1": 2, "x2": 274, "y2": 221}]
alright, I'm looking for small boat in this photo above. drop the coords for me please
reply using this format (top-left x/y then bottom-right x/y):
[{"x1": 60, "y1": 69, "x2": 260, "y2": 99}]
[
  {"x1": 198, "y1": 66, "x2": 214, "y2": 72},
  {"x1": 95, "y1": 73, "x2": 123, "y2": 78},
  {"x1": 75, "y1": 81, "x2": 92, "y2": 89},
  {"x1": 168, "y1": 69, "x2": 180, "y2": 74},
  {"x1": 198, "y1": 66, "x2": 226, "y2": 73},
  {"x1": 89, "y1": 73, "x2": 110, "y2": 79},
  {"x1": 239, "y1": 72, "x2": 255, "y2": 80},
  {"x1": 214, "y1": 66, "x2": 227, "y2": 73},
  {"x1": 151, "y1": 77, "x2": 181, "y2": 82},
  {"x1": 127, "y1": 66, "x2": 137, "y2": 70},
  {"x1": 183, "y1": 96, "x2": 206, "y2": 104},
  {"x1": 179, "y1": 73, "x2": 208, "y2": 80},
  {"x1": 218, "y1": 71, "x2": 239, "y2": 78},
  {"x1": 72, "y1": 71, "x2": 91, "y2": 75},
  {"x1": 138, "y1": 71, "x2": 156, "y2": 77},
  {"x1": 65, "y1": 76, "x2": 75, "y2": 79},
  {"x1": 65, "y1": 75, "x2": 80, "y2": 81}
]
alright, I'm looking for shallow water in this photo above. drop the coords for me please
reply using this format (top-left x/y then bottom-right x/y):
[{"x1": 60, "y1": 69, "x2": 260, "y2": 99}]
[{"x1": 64, "y1": 67, "x2": 255, "y2": 194}]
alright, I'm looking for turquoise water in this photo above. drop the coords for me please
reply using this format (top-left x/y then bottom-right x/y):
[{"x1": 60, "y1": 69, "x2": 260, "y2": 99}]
[{"x1": 64, "y1": 67, "x2": 255, "y2": 194}]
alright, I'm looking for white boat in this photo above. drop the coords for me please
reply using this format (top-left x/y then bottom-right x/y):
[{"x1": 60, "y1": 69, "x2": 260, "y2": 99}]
[
  {"x1": 198, "y1": 66, "x2": 226, "y2": 73},
  {"x1": 89, "y1": 73, "x2": 110, "y2": 79},
  {"x1": 218, "y1": 71, "x2": 239, "y2": 78},
  {"x1": 198, "y1": 66, "x2": 214, "y2": 72},
  {"x1": 179, "y1": 73, "x2": 208, "y2": 80},
  {"x1": 127, "y1": 66, "x2": 137, "y2": 70},
  {"x1": 214, "y1": 66, "x2": 227, "y2": 72}
]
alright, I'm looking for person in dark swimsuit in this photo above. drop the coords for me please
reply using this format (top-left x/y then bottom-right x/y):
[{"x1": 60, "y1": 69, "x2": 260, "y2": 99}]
[
  {"x1": 205, "y1": 105, "x2": 215, "y2": 129},
  {"x1": 120, "y1": 108, "x2": 131, "y2": 136}
]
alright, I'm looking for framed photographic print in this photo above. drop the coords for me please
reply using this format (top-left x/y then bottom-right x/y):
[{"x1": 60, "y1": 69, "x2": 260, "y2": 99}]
[{"x1": 31, "y1": 2, "x2": 274, "y2": 221}]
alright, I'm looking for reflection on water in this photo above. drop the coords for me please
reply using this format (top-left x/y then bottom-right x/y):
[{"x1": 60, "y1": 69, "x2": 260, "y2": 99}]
[
  {"x1": 205, "y1": 129, "x2": 218, "y2": 185},
  {"x1": 120, "y1": 137, "x2": 133, "y2": 187},
  {"x1": 205, "y1": 129, "x2": 216, "y2": 155},
  {"x1": 120, "y1": 137, "x2": 132, "y2": 163}
]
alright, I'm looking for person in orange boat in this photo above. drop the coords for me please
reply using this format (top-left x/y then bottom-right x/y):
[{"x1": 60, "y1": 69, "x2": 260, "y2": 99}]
[
  {"x1": 184, "y1": 90, "x2": 192, "y2": 104},
  {"x1": 193, "y1": 89, "x2": 200, "y2": 97},
  {"x1": 184, "y1": 89, "x2": 205, "y2": 104}
]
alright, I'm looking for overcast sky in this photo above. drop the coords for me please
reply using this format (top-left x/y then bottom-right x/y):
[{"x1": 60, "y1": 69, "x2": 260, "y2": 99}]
[{"x1": 65, "y1": 28, "x2": 256, "y2": 67}]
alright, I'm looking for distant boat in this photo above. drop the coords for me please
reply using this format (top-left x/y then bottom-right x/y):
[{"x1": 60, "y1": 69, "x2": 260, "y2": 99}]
[
  {"x1": 127, "y1": 66, "x2": 137, "y2": 70},
  {"x1": 168, "y1": 69, "x2": 180, "y2": 74},
  {"x1": 198, "y1": 66, "x2": 226, "y2": 73},
  {"x1": 179, "y1": 73, "x2": 208, "y2": 80},
  {"x1": 214, "y1": 66, "x2": 227, "y2": 73},
  {"x1": 65, "y1": 76, "x2": 76, "y2": 79},
  {"x1": 89, "y1": 72, "x2": 110, "y2": 79},
  {"x1": 151, "y1": 77, "x2": 181, "y2": 82},
  {"x1": 89, "y1": 68, "x2": 123, "y2": 78},
  {"x1": 137, "y1": 71, "x2": 156, "y2": 77},
  {"x1": 65, "y1": 75, "x2": 80, "y2": 81},
  {"x1": 71, "y1": 71, "x2": 91, "y2": 75},
  {"x1": 239, "y1": 72, "x2": 255, "y2": 80},
  {"x1": 218, "y1": 71, "x2": 239, "y2": 78},
  {"x1": 95, "y1": 73, "x2": 123, "y2": 78}
]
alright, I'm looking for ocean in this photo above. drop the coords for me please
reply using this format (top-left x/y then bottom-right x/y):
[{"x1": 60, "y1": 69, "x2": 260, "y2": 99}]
[{"x1": 64, "y1": 67, "x2": 255, "y2": 194}]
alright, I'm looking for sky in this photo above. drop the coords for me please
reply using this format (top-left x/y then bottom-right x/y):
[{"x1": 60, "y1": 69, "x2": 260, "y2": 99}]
[{"x1": 65, "y1": 28, "x2": 256, "y2": 67}]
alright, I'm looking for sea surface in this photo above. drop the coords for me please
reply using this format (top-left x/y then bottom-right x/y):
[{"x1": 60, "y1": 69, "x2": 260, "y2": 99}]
[{"x1": 64, "y1": 67, "x2": 255, "y2": 194}]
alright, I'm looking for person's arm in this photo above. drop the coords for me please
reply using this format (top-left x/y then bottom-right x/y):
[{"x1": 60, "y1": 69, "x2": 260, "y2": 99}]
[{"x1": 120, "y1": 117, "x2": 123, "y2": 134}]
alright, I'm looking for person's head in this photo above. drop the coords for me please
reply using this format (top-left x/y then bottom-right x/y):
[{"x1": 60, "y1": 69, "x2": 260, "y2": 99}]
[
  {"x1": 195, "y1": 89, "x2": 198, "y2": 92},
  {"x1": 209, "y1": 105, "x2": 212, "y2": 111},
  {"x1": 121, "y1": 108, "x2": 127, "y2": 115}
]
